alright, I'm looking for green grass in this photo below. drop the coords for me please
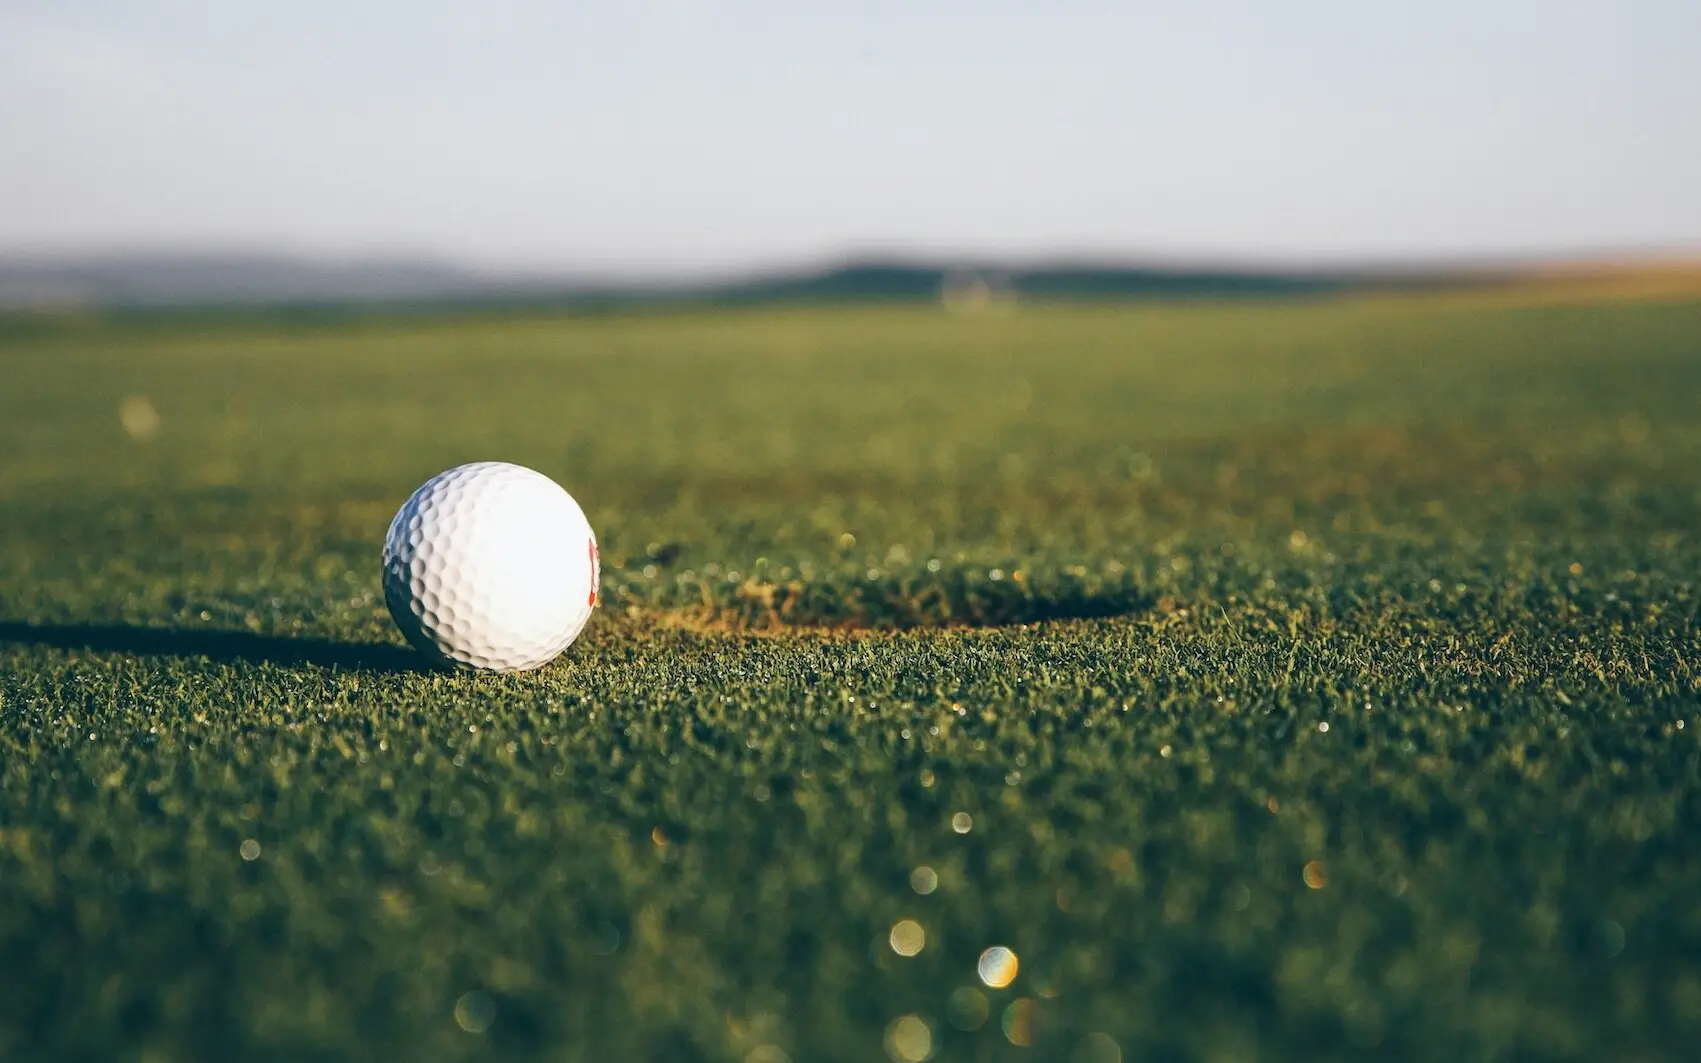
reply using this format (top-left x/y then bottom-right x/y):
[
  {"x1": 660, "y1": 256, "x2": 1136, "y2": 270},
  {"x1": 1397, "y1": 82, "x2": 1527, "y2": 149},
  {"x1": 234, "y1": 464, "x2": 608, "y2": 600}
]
[{"x1": 2, "y1": 295, "x2": 1699, "y2": 1062}]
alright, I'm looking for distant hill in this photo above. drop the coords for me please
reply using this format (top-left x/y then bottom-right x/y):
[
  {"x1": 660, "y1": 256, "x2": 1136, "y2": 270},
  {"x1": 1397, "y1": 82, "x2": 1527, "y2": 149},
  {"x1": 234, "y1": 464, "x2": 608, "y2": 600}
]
[
  {"x1": 0, "y1": 252, "x2": 1357, "y2": 310},
  {"x1": 0, "y1": 253, "x2": 504, "y2": 308},
  {"x1": 721, "y1": 261, "x2": 1345, "y2": 303},
  {"x1": 5, "y1": 250, "x2": 1692, "y2": 312}
]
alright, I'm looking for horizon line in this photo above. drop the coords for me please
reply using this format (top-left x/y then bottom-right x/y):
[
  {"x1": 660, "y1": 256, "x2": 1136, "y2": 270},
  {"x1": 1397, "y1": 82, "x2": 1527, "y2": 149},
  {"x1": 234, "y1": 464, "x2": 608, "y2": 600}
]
[{"x1": 3, "y1": 240, "x2": 1700, "y2": 282}]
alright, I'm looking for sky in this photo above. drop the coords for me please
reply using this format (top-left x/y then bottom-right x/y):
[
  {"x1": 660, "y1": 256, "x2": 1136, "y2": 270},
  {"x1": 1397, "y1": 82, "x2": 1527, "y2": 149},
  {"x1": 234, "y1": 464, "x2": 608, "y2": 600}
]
[{"x1": 1, "y1": 0, "x2": 1698, "y2": 276}]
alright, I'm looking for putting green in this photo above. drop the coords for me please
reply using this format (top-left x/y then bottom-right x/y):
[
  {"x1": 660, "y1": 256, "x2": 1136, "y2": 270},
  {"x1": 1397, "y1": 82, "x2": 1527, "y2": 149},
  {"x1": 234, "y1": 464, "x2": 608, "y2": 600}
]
[{"x1": 2, "y1": 295, "x2": 1699, "y2": 1060}]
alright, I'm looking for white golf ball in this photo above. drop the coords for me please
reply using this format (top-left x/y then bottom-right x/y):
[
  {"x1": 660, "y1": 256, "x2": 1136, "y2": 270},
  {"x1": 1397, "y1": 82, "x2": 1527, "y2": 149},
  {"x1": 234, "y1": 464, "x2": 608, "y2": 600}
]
[{"x1": 381, "y1": 461, "x2": 599, "y2": 672}]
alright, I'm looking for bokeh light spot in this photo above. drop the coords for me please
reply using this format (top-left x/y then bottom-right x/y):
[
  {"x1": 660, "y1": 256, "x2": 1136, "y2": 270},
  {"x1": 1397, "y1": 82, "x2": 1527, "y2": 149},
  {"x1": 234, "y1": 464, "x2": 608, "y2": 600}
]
[
  {"x1": 1074, "y1": 1031, "x2": 1123, "y2": 1063},
  {"x1": 890, "y1": 919, "x2": 926, "y2": 957},
  {"x1": 118, "y1": 395, "x2": 160, "y2": 441},
  {"x1": 978, "y1": 946, "x2": 1019, "y2": 988},
  {"x1": 454, "y1": 991, "x2": 495, "y2": 1033},
  {"x1": 883, "y1": 1015, "x2": 935, "y2": 1062},
  {"x1": 946, "y1": 987, "x2": 989, "y2": 1030},
  {"x1": 1002, "y1": 998, "x2": 1036, "y2": 1046}
]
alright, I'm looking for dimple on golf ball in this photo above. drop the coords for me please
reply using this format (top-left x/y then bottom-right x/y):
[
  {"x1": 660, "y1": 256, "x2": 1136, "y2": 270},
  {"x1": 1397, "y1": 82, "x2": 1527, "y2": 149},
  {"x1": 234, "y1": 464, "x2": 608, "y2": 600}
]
[{"x1": 382, "y1": 461, "x2": 599, "y2": 671}]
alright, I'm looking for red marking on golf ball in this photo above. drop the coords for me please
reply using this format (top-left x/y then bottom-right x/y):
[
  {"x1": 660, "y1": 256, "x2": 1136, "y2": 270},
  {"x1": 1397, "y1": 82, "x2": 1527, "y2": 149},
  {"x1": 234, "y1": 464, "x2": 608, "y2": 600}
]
[{"x1": 588, "y1": 539, "x2": 600, "y2": 606}]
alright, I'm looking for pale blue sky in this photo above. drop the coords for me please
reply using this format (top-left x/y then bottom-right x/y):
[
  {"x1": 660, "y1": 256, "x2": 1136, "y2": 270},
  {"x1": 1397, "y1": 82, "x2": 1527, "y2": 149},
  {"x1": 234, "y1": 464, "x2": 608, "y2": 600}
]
[{"x1": 2, "y1": 0, "x2": 1697, "y2": 274}]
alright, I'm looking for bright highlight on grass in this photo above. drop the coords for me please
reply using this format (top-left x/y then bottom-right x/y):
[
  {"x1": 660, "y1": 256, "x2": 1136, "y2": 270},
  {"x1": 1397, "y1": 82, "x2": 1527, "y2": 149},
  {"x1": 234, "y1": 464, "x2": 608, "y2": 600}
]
[
  {"x1": 1002, "y1": 998, "x2": 1037, "y2": 1045},
  {"x1": 909, "y1": 865, "x2": 938, "y2": 894},
  {"x1": 888, "y1": 919, "x2": 926, "y2": 957},
  {"x1": 946, "y1": 987, "x2": 990, "y2": 1030},
  {"x1": 977, "y1": 946, "x2": 1019, "y2": 988},
  {"x1": 117, "y1": 395, "x2": 160, "y2": 441},
  {"x1": 453, "y1": 992, "x2": 494, "y2": 1034},
  {"x1": 883, "y1": 1015, "x2": 935, "y2": 1062}
]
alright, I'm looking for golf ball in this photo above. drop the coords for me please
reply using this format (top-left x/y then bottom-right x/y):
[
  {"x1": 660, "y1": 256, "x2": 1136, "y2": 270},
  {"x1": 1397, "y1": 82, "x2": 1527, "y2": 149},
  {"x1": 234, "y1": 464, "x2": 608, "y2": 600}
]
[{"x1": 382, "y1": 462, "x2": 599, "y2": 671}]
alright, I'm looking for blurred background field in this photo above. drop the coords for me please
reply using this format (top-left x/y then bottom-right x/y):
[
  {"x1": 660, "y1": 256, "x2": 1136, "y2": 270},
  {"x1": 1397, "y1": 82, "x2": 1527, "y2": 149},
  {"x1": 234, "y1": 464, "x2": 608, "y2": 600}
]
[
  {"x1": 3, "y1": 292, "x2": 1700, "y2": 1060},
  {"x1": 6, "y1": 291, "x2": 1700, "y2": 633}
]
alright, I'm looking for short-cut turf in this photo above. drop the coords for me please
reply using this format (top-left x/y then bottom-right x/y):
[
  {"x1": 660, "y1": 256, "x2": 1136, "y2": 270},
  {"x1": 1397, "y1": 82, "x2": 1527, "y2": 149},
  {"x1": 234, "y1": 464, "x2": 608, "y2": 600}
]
[{"x1": 2, "y1": 295, "x2": 1699, "y2": 1061}]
